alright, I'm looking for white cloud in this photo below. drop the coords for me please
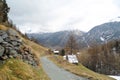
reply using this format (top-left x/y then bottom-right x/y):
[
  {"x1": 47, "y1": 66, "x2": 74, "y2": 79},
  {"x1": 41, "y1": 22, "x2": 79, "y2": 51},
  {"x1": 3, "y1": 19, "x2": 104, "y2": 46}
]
[{"x1": 6, "y1": 0, "x2": 120, "y2": 33}]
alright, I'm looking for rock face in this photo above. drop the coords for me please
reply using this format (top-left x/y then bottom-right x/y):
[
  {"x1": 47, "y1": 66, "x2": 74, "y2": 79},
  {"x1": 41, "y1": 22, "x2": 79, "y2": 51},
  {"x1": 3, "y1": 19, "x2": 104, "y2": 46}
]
[{"x1": 0, "y1": 29, "x2": 38, "y2": 66}]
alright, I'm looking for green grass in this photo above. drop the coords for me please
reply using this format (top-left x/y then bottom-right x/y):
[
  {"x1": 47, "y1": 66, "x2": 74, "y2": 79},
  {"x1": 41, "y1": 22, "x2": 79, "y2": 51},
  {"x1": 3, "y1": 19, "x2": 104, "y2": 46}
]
[
  {"x1": 0, "y1": 59, "x2": 50, "y2": 80},
  {"x1": 49, "y1": 55, "x2": 115, "y2": 80}
]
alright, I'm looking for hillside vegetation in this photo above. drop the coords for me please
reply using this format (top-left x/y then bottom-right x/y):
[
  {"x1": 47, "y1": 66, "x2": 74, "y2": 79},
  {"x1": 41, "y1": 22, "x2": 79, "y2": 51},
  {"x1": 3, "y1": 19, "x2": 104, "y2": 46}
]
[
  {"x1": 0, "y1": 25, "x2": 49, "y2": 80},
  {"x1": 78, "y1": 40, "x2": 120, "y2": 75},
  {"x1": 49, "y1": 55, "x2": 115, "y2": 80},
  {"x1": 0, "y1": 59, "x2": 49, "y2": 80}
]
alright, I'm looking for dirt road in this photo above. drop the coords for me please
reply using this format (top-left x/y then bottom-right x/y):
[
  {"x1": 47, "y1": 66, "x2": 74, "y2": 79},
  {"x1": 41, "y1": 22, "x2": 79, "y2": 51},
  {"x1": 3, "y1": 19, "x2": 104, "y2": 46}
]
[{"x1": 40, "y1": 57, "x2": 88, "y2": 80}]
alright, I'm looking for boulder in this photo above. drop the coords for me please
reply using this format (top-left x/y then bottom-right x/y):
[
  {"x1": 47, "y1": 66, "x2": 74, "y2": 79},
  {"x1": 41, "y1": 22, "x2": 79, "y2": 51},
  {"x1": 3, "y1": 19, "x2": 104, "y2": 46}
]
[
  {"x1": 2, "y1": 33, "x2": 8, "y2": 39},
  {"x1": 2, "y1": 42, "x2": 14, "y2": 47},
  {"x1": 17, "y1": 39, "x2": 22, "y2": 43},
  {"x1": 0, "y1": 30, "x2": 6, "y2": 36},
  {"x1": 4, "y1": 37, "x2": 10, "y2": 42},
  {"x1": 2, "y1": 55, "x2": 8, "y2": 60},
  {"x1": 24, "y1": 51, "x2": 29, "y2": 55},
  {"x1": 27, "y1": 54, "x2": 33, "y2": 61},
  {"x1": 8, "y1": 36, "x2": 19, "y2": 41},
  {"x1": 7, "y1": 29, "x2": 18, "y2": 36},
  {"x1": 10, "y1": 41, "x2": 19, "y2": 46},
  {"x1": 0, "y1": 45, "x2": 4, "y2": 56},
  {"x1": 14, "y1": 47, "x2": 20, "y2": 51},
  {"x1": 0, "y1": 36, "x2": 4, "y2": 43},
  {"x1": 9, "y1": 49, "x2": 18, "y2": 56}
]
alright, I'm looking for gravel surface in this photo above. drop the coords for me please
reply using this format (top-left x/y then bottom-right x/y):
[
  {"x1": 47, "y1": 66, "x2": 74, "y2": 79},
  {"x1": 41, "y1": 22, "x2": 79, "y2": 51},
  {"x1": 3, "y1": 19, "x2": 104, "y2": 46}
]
[{"x1": 40, "y1": 57, "x2": 88, "y2": 80}]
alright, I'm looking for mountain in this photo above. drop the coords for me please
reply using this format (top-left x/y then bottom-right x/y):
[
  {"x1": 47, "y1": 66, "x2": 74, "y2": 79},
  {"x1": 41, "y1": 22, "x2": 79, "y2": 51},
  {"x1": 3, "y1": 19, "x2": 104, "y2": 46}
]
[
  {"x1": 84, "y1": 22, "x2": 120, "y2": 46},
  {"x1": 27, "y1": 30, "x2": 85, "y2": 49},
  {"x1": 28, "y1": 21, "x2": 120, "y2": 49}
]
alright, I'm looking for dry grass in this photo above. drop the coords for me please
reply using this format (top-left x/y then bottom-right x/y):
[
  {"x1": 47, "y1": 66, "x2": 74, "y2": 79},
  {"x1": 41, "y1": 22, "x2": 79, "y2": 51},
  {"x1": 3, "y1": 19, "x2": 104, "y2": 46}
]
[
  {"x1": 0, "y1": 25, "x2": 9, "y2": 31},
  {"x1": 49, "y1": 55, "x2": 115, "y2": 80},
  {"x1": 23, "y1": 39, "x2": 48, "y2": 57},
  {"x1": 0, "y1": 59, "x2": 50, "y2": 80}
]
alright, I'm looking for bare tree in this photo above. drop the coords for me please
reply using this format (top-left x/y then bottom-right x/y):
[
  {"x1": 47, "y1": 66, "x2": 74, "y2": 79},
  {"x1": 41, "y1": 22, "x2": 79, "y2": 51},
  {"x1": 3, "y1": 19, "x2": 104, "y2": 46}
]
[{"x1": 65, "y1": 34, "x2": 78, "y2": 54}]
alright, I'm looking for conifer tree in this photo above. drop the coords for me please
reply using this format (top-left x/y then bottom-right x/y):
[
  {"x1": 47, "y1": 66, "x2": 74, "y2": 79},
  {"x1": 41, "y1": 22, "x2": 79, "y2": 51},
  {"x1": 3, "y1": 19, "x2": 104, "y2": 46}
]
[{"x1": 0, "y1": 0, "x2": 9, "y2": 22}]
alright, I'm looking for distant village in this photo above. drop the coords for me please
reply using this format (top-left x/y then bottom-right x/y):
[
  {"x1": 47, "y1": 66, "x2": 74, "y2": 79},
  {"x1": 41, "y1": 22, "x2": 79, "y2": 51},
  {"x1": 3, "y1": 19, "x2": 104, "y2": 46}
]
[{"x1": 52, "y1": 49, "x2": 79, "y2": 64}]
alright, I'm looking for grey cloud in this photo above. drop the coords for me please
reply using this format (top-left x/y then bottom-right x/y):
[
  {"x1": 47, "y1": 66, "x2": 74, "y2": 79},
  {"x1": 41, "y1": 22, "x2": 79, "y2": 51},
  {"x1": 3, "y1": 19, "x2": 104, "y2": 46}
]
[
  {"x1": 113, "y1": 0, "x2": 120, "y2": 7},
  {"x1": 6, "y1": 0, "x2": 120, "y2": 33},
  {"x1": 7, "y1": 0, "x2": 70, "y2": 25}
]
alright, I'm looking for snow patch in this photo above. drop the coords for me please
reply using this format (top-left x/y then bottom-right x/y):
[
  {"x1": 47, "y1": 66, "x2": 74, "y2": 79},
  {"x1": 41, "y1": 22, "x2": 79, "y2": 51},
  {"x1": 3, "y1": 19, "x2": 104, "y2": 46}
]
[
  {"x1": 100, "y1": 37, "x2": 105, "y2": 41},
  {"x1": 110, "y1": 17, "x2": 120, "y2": 22},
  {"x1": 109, "y1": 76, "x2": 120, "y2": 80}
]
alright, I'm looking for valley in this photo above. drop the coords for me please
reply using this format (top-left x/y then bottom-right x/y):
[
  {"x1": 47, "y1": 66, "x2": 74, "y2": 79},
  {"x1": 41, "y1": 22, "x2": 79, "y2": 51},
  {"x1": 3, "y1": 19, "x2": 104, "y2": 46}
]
[
  {"x1": 0, "y1": 0, "x2": 120, "y2": 80},
  {"x1": 28, "y1": 21, "x2": 120, "y2": 79}
]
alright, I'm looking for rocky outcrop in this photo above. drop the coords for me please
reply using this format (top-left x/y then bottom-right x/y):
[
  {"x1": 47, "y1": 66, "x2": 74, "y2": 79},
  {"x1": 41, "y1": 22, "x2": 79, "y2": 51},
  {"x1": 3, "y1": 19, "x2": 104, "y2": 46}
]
[{"x1": 0, "y1": 29, "x2": 38, "y2": 66}]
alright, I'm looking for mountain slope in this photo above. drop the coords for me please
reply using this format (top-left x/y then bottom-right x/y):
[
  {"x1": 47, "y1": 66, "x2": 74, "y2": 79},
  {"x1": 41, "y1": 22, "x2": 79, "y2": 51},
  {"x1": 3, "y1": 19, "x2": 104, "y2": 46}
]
[
  {"x1": 84, "y1": 22, "x2": 120, "y2": 46},
  {"x1": 28, "y1": 30, "x2": 85, "y2": 48},
  {"x1": 28, "y1": 22, "x2": 120, "y2": 49}
]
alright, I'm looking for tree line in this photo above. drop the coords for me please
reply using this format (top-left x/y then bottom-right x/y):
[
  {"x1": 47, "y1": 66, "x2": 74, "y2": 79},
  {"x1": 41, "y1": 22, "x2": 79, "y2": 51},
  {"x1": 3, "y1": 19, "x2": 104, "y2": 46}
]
[
  {"x1": 0, "y1": 0, "x2": 9, "y2": 23},
  {"x1": 78, "y1": 40, "x2": 120, "y2": 75}
]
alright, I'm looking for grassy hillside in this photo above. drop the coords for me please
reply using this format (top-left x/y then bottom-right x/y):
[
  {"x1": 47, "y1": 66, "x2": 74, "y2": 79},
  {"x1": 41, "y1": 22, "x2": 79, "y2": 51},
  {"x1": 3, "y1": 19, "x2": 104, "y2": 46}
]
[
  {"x1": 0, "y1": 25, "x2": 50, "y2": 80},
  {"x1": 49, "y1": 55, "x2": 115, "y2": 80},
  {"x1": 0, "y1": 59, "x2": 49, "y2": 80}
]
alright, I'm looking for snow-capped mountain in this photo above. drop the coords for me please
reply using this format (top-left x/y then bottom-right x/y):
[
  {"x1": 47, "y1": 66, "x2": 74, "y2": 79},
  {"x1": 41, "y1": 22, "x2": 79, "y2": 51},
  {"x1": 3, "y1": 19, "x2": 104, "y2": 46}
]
[
  {"x1": 28, "y1": 21, "x2": 120, "y2": 49},
  {"x1": 109, "y1": 16, "x2": 120, "y2": 22},
  {"x1": 83, "y1": 21, "x2": 120, "y2": 46}
]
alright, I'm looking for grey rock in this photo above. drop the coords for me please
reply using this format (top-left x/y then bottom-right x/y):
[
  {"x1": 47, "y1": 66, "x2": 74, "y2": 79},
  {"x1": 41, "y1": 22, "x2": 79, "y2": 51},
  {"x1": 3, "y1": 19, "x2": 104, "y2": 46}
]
[
  {"x1": 0, "y1": 36, "x2": 4, "y2": 43},
  {"x1": 9, "y1": 49, "x2": 18, "y2": 56},
  {"x1": 10, "y1": 41, "x2": 19, "y2": 46},
  {"x1": 17, "y1": 39, "x2": 22, "y2": 43},
  {"x1": 7, "y1": 29, "x2": 18, "y2": 36},
  {"x1": 27, "y1": 55, "x2": 33, "y2": 61},
  {"x1": 2, "y1": 55, "x2": 8, "y2": 60},
  {"x1": 24, "y1": 51, "x2": 29, "y2": 55},
  {"x1": 4, "y1": 47, "x2": 10, "y2": 54},
  {"x1": 8, "y1": 36, "x2": 18, "y2": 41},
  {"x1": 0, "y1": 45, "x2": 4, "y2": 56},
  {"x1": 14, "y1": 47, "x2": 19, "y2": 51},
  {"x1": 2, "y1": 33, "x2": 8, "y2": 39},
  {"x1": 4, "y1": 37, "x2": 10, "y2": 42},
  {"x1": 2, "y1": 42, "x2": 13, "y2": 47},
  {"x1": 9, "y1": 55, "x2": 13, "y2": 58},
  {"x1": 0, "y1": 30, "x2": 6, "y2": 36},
  {"x1": 22, "y1": 54, "x2": 27, "y2": 59}
]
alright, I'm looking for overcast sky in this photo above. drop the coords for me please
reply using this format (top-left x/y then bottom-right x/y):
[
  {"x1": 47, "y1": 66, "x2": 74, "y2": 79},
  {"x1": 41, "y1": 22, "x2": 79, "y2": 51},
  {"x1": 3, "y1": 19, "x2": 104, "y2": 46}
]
[{"x1": 6, "y1": 0, "x2": 120, "y2": 33}]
